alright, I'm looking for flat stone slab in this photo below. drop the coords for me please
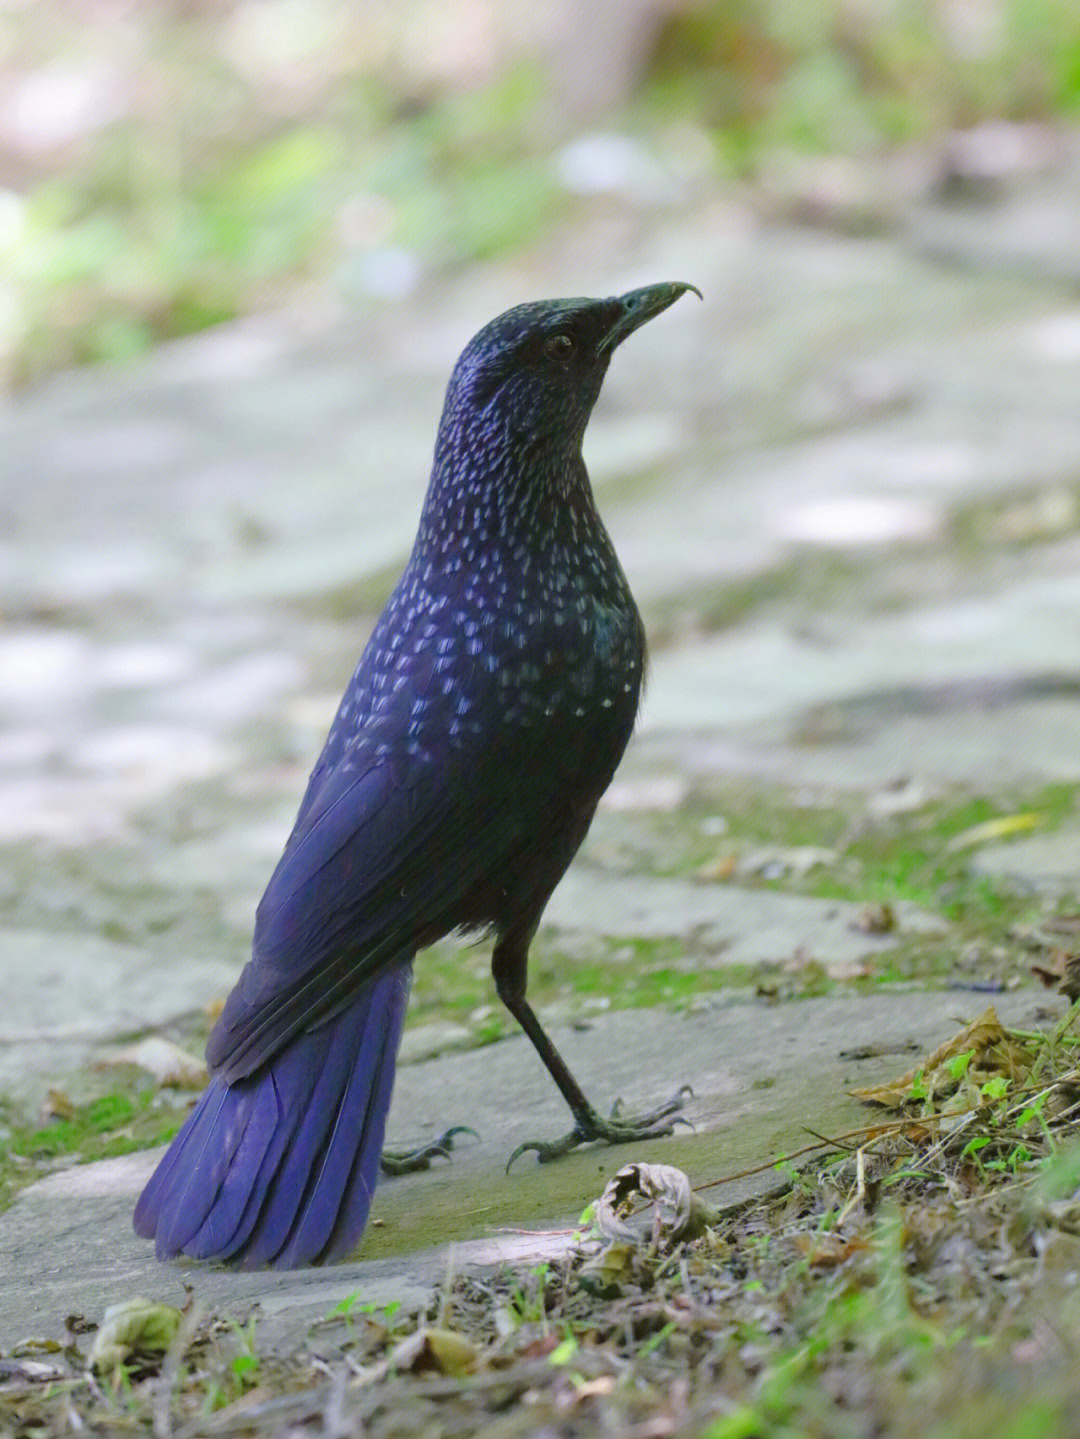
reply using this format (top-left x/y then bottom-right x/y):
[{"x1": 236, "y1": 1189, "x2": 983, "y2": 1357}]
[
  {"x1": 544, "y1": 866, "x2": 943, "y2": 962},
  {"x1": 640, "y1": 570, "x2": 1080, "y2": 792},
  {"x1": 645, "y1": 572, "x2": 1080, "y2": 736},
  {"x1": 0, "y1": 863, "x2": 941, "y2": 1111},
  {"x1": 0, "y1": 988, "x2": 1047, "y2": 1352},
  {"x1": 972, "y1": 827, "x2": 1080, "y2": 894},
  {"x1": 0, "y1": 930, "x2": 237, "y2": 1098}
]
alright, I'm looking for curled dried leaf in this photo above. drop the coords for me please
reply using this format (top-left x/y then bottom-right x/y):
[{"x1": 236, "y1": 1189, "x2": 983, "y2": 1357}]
[
  {"x1": 596, "y1": 1163, "x2": 721, "y2": 1248},
  {"x1": 89, "y1": 1298, "x2": 183, "y2": 1380},
  {"x1": 578, "y1": 1240, "x2": 637, "y2": 1299}
]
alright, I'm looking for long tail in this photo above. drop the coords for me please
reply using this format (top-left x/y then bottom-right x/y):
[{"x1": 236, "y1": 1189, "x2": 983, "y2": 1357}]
[{"x1": 134, "y1": 960, "x2": 412, "y2": 1268}]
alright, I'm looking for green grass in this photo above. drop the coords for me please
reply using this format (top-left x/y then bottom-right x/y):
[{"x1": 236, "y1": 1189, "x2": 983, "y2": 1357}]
[
  {"x1": 0, "y1": 1078, "x2": 190, "y2": 1213},
  {"x1": 606, "y1": 778, "x2": 1078, "y2": 907}
]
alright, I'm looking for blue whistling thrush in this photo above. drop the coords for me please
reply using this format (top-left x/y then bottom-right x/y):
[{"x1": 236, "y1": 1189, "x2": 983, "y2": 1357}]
[{"x1": 134, "y1": 282, "x2": 700, "y2": 1268}]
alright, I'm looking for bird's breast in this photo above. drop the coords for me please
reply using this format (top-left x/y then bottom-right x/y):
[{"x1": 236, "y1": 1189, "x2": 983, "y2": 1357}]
[
  {"x1": 478, "y1": 586, "x2": 643, "y2": 756},
  {"x1": 353, "y1": 563, "x2": 644, "y2": 762}
]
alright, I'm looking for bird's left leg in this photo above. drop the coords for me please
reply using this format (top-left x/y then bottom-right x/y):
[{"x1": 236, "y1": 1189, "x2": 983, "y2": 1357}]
[{"x1": 492, "y1": 929, "x2": 690, "y2": 1168}]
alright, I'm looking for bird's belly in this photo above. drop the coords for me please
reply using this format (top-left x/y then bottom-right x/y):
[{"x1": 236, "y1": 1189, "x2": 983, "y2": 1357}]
[{"x1": 465, "y1": 663, "x2": 638, "y2": 923}]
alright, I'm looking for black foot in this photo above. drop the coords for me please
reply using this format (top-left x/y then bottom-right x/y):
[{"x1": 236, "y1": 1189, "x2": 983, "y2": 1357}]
[
  {"x1": 506, "y1": 1086, "x2": 693, "y2": 1171},
  {"x1": 380, "y1": 1125, "x2": 478, "y2": 1176}
]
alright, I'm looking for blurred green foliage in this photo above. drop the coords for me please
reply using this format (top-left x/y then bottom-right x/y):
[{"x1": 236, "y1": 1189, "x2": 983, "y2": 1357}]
[{"x1": 3, "y1": 0, "x2": 1080, "y2": 385}]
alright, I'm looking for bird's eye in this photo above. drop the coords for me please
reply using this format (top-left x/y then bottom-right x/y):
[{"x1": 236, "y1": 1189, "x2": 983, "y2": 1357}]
[{"x1": 544, "y1": 332, "x2": 576, "y2": 362}]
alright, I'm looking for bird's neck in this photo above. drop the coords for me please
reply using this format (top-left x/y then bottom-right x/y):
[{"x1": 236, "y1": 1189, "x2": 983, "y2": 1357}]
[{"x1": 413, "y1": 425, "x2": 611, "y2": 581}]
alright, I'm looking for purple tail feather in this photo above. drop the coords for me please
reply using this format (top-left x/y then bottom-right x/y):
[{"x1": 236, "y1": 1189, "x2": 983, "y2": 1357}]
[{"x1": 134, "y1": 960, "x2": 412, "y2": 1268}]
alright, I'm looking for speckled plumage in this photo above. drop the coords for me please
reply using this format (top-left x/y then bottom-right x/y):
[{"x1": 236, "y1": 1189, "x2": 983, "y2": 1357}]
[{"x1": 135, "y1": 283, "x2": 698, "y2": 1269}]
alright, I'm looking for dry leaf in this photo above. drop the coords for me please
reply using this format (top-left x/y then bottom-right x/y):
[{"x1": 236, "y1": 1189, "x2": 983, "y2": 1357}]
[
  {"x1": 851, "y1": 1007, "x2": 1031, "y2": 1109},
  {"x1": 515, "y1": 1334, "x2": 563, "y2": 1361},
  {"x1": 386, "y1": 1327, "x2": 477, "y2": 1377},
  {"x1": 42, "y1": 1089, "x2": 76, "y2": 1120},
  {"x1": 101, "y1": 1037, "x2": 207, "y2": 1088},
  {"x1": 867, "y1": 778, "x2": 936, "y2": 819},
  {"x1": 1032, "y1": 960, "x2": 1063, "y2": 989},
  {"x1": 946, "y1": 813, "x2": 1039, "y2": 853},
  {"x1": 567, "y1": 1376, "x2": 616, "y2": 1401},
  {"x1": 826, "y1": 959, "x2": 875, "y2": 981},
  {"x1": 793, "y1": 1233, "x2": 869, "y2": 1268},
  {"x1": 1038, "y1": 1199, "x2": 1080, "y2": 1236},
  {"x1": 695, "y1": 854, "x2": 737, "y2": 882},
  {"x1": 1032, "y1": 948, "x2": 1080, "y2": 1003},
  {"x1": 578, "y1": 1241, "x2": 637, "y2": 1298},
  {"x1": 850, "y1": 902, "x2": 896, "y2": 935},
  {"x1": 89, "y1": 1298, "x2": 183, "y2": 1380},
  {"x1": 1040, "y1": 915, "x2": 1080, "y2": 938},
  {"x1": 596, "y1": 1163, "x2": 720, "y2": 1248}
]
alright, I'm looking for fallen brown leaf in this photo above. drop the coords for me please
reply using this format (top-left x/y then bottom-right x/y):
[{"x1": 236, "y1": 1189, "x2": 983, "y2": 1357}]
[
  {"x1": 851, "y1": 1006, "x2": 1032, "y2": 1109},
  {"x1": 850, "y1": 902, "x2": 896, "y2": 935},
  {"x1": 793, "y1": 1232, "x2": 870, "y2": 1268}
]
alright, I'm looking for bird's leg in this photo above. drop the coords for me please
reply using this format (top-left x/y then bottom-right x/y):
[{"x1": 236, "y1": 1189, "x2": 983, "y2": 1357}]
[
  {"x1": 380, "y1": 1125, "x2": 478, "y2": 1176},
  {"x1": 493, "y1": 932, "x2": 691, "y2": 1169}
]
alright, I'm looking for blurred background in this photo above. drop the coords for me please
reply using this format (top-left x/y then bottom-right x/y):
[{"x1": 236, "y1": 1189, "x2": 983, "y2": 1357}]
[
  {"x1": 6, "y1": 0, "x2": 1080, "y2": 1116},
  {"x1": 3, "y1": 0, "x2": 1080, "y2": 386}
]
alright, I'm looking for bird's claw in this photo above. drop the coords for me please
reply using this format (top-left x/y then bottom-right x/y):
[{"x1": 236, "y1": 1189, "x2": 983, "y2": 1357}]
[
  {"x1": 380, "y1": 1124, "x2": 479, "y2": 1176},
  {"x1": 506, "y1": 1086, "x2": 693, "y2": 1171},
  {"x1": 506, "y1": 1128, "x2": 587, "y2": 1171},
  {"x1": 609, "y1": 1083, "x2": 693, "y2": 1126}
]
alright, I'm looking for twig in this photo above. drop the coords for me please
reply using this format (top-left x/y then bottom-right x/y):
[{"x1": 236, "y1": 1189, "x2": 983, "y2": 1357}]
[{"x1": 694, "y1": 1112, "x2": 966, "y2": 1194}]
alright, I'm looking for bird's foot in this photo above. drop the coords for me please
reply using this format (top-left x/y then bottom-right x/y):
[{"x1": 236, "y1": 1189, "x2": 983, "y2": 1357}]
[
  {"x1": 506, "y1": 1086, "x2": 692, "y2": 1170},
  {"x1": 380, "y1": 1125, "x2": 478, "y2": 1176}
]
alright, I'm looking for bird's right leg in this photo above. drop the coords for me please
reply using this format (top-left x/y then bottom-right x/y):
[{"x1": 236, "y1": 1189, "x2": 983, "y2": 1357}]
[{"x1": 492, "y1": 930, "x2": 690, "y2": 1168}]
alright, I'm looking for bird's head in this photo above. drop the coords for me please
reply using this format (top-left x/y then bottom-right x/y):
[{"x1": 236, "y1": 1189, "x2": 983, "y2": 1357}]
[{"x1": 441, "y1": 282, "x2": 701, "y2": 455}]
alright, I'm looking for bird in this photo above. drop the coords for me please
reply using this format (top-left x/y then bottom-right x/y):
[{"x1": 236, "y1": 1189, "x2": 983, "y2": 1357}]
[{"x1": 134, "y1": 281, "x2": 700, "y2": 1269}]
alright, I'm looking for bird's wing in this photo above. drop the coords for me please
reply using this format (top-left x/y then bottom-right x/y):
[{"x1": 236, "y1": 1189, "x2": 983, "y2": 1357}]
[{"x1": 207, "y1": 739, "x2": 517, "y2": 1082}]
